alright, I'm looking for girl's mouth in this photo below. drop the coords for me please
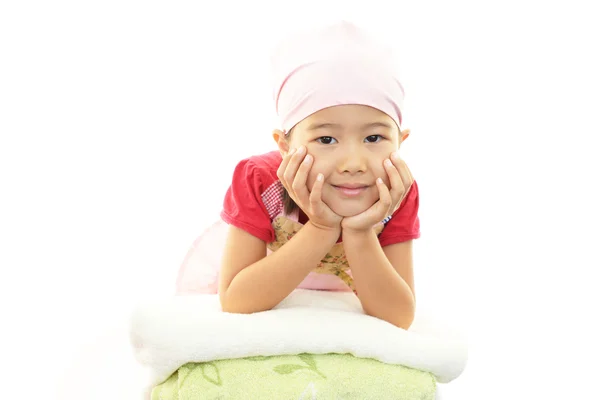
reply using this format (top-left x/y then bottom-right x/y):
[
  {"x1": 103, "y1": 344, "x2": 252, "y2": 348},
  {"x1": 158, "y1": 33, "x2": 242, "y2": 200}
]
[{"x1": 332, "y1": 185, "x2": 369, "y2": 197}]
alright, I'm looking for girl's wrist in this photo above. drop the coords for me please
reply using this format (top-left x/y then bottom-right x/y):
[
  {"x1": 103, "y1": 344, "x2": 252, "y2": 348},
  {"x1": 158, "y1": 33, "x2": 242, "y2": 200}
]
[
  {"x1": 307, "y1": 220, "x2": 342, "y2": 238},
  {"x1": 341, "y1": 226, "x2": 378, "y2": 242}
]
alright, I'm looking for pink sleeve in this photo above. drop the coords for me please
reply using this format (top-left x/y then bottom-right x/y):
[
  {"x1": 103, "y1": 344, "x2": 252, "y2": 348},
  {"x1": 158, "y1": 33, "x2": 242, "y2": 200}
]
[
  {"x1": 378, "y1": 180, "x2": 421, "y2": 247},
  {"x1": 220, "y1": 158, "x2": 275, "y2": 243}
]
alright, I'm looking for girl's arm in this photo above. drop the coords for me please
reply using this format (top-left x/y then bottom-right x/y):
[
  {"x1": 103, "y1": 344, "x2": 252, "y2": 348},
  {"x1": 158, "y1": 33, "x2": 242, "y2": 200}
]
[
  {"x1": 343, "y1": 230, "x2": 416, "y2": 329},
  {"x1": 218, "y1": 222, "x2": 341, "y2": 314}
]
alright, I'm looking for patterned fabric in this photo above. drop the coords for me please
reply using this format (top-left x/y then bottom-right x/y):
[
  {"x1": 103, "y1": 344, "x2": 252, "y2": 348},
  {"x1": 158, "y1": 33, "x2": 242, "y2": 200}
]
[
  {"x1": 267, "y1": 215, "x2": 386, "y2": 294},
  {"x1": 261, "y1": 180, "x2": 285, "y2": 220}
]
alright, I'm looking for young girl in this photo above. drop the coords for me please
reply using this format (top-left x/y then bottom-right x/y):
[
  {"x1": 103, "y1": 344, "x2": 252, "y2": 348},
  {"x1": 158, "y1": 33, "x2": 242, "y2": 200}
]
[{"x1": 218, "y1": 21, "x2": 420, "y2": 329}]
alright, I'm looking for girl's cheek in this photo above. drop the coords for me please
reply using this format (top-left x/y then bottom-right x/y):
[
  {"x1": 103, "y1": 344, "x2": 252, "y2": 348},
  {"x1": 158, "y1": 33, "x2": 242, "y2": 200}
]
[
  {"x1": 307, "y1": 158, "x2": 326, "y2": 187},
  {"x1": 306, "y1": 169, "x2": 319, "y2": 188},
  {"x1": 371, "y1": 161, "x2": 390, "y2": 186}
]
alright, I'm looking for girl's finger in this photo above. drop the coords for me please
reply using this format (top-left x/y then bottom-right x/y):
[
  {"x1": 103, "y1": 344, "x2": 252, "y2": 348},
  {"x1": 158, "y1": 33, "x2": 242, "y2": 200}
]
[
  {"x1": 276, "y1": 147, "x2": 297, "y2": 188},
  {"x1": 376, "y1": 177, "x2": 393, "y2": 217},
  {"x1": 390, "y1": 155, "x2": 414, "y2": 192},
  {"x1": 384, "y1": 158, "x2": 406, "y2": 207},
  {"x1": 292, "y1": 153, "x2": 312, "y2": 205},
  {"x1": 309, "y1": 173, "x2": 325, "y2": 210},
  {"x1": 282, "y1": 146, "x2": 306, "y2": 193}
]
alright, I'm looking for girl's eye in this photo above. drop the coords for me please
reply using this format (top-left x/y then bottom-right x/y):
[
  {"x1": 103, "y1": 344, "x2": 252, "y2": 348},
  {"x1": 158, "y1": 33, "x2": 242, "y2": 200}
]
[
  {"x1": 365, "y1": 135, "x2": 383, "y2": 143},
  {"x1": 316, "y1": 136, "x2": 337, "y2": 145}
]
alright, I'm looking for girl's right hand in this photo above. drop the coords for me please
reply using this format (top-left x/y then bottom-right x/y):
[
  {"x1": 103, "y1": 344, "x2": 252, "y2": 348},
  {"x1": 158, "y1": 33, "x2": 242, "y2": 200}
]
[{"x1": 277, "y1": 145, "x2": 343, "y2": 232}]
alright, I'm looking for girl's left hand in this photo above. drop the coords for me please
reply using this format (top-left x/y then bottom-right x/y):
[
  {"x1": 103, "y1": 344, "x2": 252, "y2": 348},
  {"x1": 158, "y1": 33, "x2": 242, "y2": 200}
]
[{"x1": 341, "y1": 152, "x2": 414, "y2": 233}]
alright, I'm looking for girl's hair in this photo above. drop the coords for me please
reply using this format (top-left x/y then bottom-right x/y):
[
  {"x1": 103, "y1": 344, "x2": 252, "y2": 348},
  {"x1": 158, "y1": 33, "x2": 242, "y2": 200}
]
[
  {"x1": 282, "y1": 185, "x2": 298, "y2": 216},
  {"x1": 281, "y1": 128, "x2": 300, "y2": 215}
]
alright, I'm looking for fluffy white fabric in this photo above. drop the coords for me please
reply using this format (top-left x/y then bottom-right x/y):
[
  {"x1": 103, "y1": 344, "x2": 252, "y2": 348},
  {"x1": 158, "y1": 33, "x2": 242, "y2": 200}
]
[{"x1": 130, "y1": 289, "x2": 468, "y2": 393}]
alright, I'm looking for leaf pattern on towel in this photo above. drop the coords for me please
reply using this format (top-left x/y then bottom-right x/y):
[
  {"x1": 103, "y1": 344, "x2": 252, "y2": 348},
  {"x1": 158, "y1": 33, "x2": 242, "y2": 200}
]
[
  {"x1": 298, "y1": 353, "x2": 317, "y2": 369},
  {"x1": 178, "y1": 354, "x2": 325, "y2": 389},
  {"x1": 273, "y1": 354, "x2": 326, "y2": 379},
  {"x1": 200, "y1": 362, "x2": 222, "y2": 386},
  {"x1": 274, "y1": 364, "x2": 306, "y2": 374}
]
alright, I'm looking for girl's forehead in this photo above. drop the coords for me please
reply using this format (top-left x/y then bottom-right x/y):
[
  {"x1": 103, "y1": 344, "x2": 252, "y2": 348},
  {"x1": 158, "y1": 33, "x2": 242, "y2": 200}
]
[
  {"x1": 295, "y1": 105, "x2": 397, "y2": 132},
  {"x1": 309, "y1": 104, "x2": 389, "y2": 118}
]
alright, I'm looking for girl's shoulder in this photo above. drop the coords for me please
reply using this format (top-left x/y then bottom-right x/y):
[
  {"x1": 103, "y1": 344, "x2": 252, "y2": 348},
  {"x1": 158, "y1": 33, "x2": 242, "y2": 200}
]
[
  {"x1": 231, "y1": 150, "x2": 282, "y2": 189},
  {"x1": 222, "y1": 151, "x2": 284, "y2": 243},
  {"x1": 245, "y1": 150, "x2": 282, "y2": 168}
]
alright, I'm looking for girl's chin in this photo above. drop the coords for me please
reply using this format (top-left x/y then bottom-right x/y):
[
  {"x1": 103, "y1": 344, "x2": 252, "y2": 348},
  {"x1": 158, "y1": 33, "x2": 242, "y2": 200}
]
[{"x1": 327, "y1": 201, "x2": 374, "y2": 218}]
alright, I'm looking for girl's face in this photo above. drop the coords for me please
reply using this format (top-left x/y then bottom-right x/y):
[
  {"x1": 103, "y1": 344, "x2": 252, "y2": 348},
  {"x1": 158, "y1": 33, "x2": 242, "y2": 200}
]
[{"x1": 279, "y1": 104, "x2": 402, "y2": 217}]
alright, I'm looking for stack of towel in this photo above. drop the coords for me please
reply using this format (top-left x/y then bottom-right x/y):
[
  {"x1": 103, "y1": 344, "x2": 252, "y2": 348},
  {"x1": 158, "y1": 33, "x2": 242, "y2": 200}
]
[{"x1": 129, "y1": 289, "x2": 467, "y2": 399}]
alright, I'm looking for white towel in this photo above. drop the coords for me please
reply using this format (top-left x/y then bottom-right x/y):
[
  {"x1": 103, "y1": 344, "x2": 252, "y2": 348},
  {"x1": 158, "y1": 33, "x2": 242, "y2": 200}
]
[{"x1": 129, "y1": 289, "x2": 468, "y2": 390}]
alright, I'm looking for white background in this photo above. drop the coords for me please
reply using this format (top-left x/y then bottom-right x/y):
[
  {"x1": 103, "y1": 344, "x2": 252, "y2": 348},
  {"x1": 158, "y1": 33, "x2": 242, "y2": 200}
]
[{"x1": 1, "y1": 1, "x2": 599, "y2": 399}]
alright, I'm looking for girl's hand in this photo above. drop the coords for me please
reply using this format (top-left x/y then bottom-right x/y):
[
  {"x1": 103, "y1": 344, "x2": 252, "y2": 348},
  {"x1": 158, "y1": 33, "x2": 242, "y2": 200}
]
[
  {"x1": 341, "y1": 152, "x2": 414, "y2": 234},
  {"x1": 277, "y1": 146, "x2": 343, "y2": 232}
]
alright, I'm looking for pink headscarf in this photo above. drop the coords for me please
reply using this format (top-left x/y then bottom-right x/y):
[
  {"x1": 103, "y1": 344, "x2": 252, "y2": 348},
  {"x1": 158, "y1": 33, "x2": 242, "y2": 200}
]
[{"x1": 271, "y1": 21, "x2": 405, "y2": 133}]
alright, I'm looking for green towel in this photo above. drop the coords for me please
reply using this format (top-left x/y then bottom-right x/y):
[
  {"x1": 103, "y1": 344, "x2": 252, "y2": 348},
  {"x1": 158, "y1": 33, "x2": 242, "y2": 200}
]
[{"x1": 151, "y1": 353, "x2": 436, "y2": 399}]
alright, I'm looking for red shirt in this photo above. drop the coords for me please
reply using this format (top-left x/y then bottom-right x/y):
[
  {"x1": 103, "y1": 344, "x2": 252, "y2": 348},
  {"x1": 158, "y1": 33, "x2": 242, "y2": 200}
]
[{"x1": 220, "y1": 151, "x2": 420, "y2": 246}]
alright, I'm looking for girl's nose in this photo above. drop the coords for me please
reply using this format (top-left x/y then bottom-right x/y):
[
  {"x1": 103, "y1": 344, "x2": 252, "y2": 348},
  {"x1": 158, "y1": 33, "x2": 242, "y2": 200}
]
[{"x1": 337, "y1": 147, "x2": 368, "y2": 175}]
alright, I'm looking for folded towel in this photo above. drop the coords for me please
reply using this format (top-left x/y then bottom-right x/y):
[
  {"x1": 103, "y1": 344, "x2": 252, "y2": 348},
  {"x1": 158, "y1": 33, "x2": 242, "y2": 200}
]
[
  {"x1": 152, "y1": 354, "x2": 437, "y2": 399},
  {"x1": 130, "y1": 289, "x2": 468, "y2": 393}
]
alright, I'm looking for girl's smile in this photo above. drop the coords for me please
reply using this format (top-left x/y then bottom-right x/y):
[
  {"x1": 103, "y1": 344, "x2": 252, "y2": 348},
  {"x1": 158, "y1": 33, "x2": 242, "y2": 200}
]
[{"x1": 331, "y1": 183, "x2": 371, "y2": 198}]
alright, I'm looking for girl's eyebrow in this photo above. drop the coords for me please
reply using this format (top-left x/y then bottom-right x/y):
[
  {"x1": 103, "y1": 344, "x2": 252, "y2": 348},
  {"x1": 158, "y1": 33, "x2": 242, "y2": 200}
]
[{"x1": 307, "y1": 122, "x2": 393, "y2": 131}]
